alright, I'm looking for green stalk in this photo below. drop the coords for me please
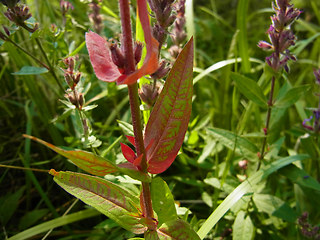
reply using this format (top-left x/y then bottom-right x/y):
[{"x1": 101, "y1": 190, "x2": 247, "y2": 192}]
[{"x1": 257, "y1": 76, "x2": 276, "y2": 170}]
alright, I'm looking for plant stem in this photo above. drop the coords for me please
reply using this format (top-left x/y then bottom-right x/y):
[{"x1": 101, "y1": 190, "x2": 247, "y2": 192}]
[
  {"x1": 257, "y1": 75, "x2": 276, "y2": 170},
  {"x1": 35, "y1": 38, "x2": 64, "y2": 92},
  {"x1": 5, "y1": 37, "x2": 50, "y2": 69},
  {"x1": 119, "y1": 0, "x2": 154, "y2": 227}
]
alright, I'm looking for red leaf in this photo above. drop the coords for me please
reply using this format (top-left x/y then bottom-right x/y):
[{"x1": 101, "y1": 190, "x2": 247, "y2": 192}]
[
  {"x1": 85, "y1": 31, "x2": 121, "y2": 82},
  {"x1": 144, "y1": 37, "x2": 194, "y2": 174},
  {"x1": 126, "y1": 135, "x2": 136, "y2": 147},
  {"x1": 121, "y1": 143, "x2": 136, "y2": 163}
]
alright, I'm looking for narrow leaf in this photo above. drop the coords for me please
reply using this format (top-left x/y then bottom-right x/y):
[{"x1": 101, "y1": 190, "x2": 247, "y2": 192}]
[
  {"x1": 157, "y1": 219, "x2": 201, "y2": 240},
  {"x1": 274, "y1": 85, "x2": 311, "y2": 108},
  {"x1": 24, "y1": 135, "x2": 119, "y2": 176},
  {"x1": 50, "y1": 170, "x2": 147, "y2": 234},
  {"x1": 279, "y1": 164, "x2": 320, "y2": 192},
  {"x1": 144, "y1": 37, "x2": 194, "y2": 174},
  {"x1": 12, "y1": 66, "x2": 48, "y2": 75},
  {"x1": 197, "y1": 154, "x2": 309, "y2": 239},
  {"x1": 8, "y1": 209, "x2": 100, "y2": 240},
  {"x1": 231, "y1": 72, "x2": 267, "y2": 107},
  {"x1": 208, "y1": 128, "x2": 259, "y2": 160},
  {"x1": 151, "y1": 177, "x2": 178, "y2": 226}
]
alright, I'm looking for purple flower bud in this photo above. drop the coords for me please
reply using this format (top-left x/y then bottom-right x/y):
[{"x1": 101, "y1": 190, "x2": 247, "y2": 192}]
[
  {"x1": 314, "y1": 69, "x2": 320, "y2": 85},
  {"x1": 258, "y1": 41, "x2": 273, "y2": 50},
  {"x1": 134, "y1": 41, "x2": 143, "y2": 65},
  {"x1": 151, "y1": 60, "x2": 170, "y2": 79},
  {"x1": 110, "y1": 43, "x2": 125, "y2": 69},
  {"x1": 3, "y1": 26, "x2": 10, "y2": 36}
]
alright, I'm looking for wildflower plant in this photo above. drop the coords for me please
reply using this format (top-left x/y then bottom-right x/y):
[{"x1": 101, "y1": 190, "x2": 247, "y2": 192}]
[
  {"x1": 1, "y1": 0, "x2": 320, "y2": 239},
  {"x1": 24, "y1": 0, "x2": 197, "y2": 238}
]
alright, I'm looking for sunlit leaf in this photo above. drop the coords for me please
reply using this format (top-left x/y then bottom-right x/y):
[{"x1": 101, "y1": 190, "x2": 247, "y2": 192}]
[
  {"x1": 274, "y1": 85, "x2": 311, "y2": 108},
  {"x1": 233, "y1": 211, "x2": 254, "y2": 240},
  {"x1": 49, "y1": 170, "x2": 147, "y2": 234},
  {"x1": 144, "y1": 37, "x2": 194, "y2": 174},
  {"x1": 231, "y1": 72, "x2": 267, "y2": 108},
  {"x1": 24, "y1": 135, "x2": 119, "y2": 176},
  {"x1": 207, "y1": 128, "x2": 259, "y2": 161},
  {"x1": 151, "y1": 177, "x2": 177, "y2": 226},
  {"x1": 157, "y1": 219, "x2": 201, "y2": 240}
]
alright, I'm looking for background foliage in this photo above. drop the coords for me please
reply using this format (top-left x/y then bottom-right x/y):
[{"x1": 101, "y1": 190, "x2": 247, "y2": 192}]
[{"x1": 0, "y1": 0, "x2": 320, "y2": 239}]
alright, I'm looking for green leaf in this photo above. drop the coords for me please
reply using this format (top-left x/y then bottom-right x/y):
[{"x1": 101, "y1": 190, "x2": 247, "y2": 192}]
[
  {"x1": 18, "y1": 209, "x2": 49, "y2": 230},
  {"x1": 157, "y1": 219, "x2": 201, "y2": 240},
  {"x1": 197, "y1": 154, "x2": 309, "y2": 239},
  {"x1": 12, "y1": 66, "x2": 48, "y2": 75},
  {"x1": 253, "y1": 193, "x2": 284, "y2": 215},
  {"x1": 233, "y1": 211, "x2": 254, "y2": 240},
  {"x1": 50, "y1": 170, "x2": 147, "y2": 234},
  {"x1": 151, "y1": 177, "x2": 178, "y2": 226},
  {"x1": 8, "y1": 208, "x2": 100, "y2": 240},
  {"x1": 144, "y1": 37, "x2": 194, "y2": 174},
  {"x1": 274, "y1": 85, "x2": 311, "y2": 108},
  {"x1": 231, "y1": 72, "x2": 267, "y2": 107},
  {"x1": 252, "y1": 193, "x2": 298, "y2": 223},
  {"x1": 24, "y1": 135, "x2": 119, "y2": 176},
  {"x1": 119, "y1": 167, "x2": 151, "y2": 183},
  {"x1": 0, "y1": 187, "x2": 25, "y2": 225},
  {"x1": 208, "y1": 128, "x2": 259, "y2": 160},
  {"x1": 279, "y1": 164, "x2": 320, "y2": 192}
]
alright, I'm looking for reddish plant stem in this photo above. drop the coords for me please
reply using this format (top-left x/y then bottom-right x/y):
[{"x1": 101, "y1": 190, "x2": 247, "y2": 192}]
[
  {"x1": 119, "y1": 0, "x2": 154, "y2": 225},
  {"x1": 257, "y1": 75, "x2": 276, "y2": 170}
]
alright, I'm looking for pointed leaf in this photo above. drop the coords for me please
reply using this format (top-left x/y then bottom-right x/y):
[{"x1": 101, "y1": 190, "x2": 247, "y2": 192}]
[
  {"x1": 24, "y1": 135, "x2": 119, "y2": 176},
  {"x1": 197, "y1": 154, "x2": 309, "y2": 239},
  {"x1": 207, "y1": 128, "x2": 259, "y2": 161},
  {"x1": 85, "y1": 31, "x2": 121, "y2": 82},
  {"x1": 151, "y1": 177, "x2": 177, "y2": 226},
  {"x1": 144, "y1": 37, "x2": 194, "y2": 174},
  {"x1": 12, "y1": 66, "x2": 48, "y2": 75},
  {"x1": 231, "y1": 72, "x2": 267, "y2": 108},
  {"x1": 118, "y1": 165, "x2": 151, "y2": 183},
  {"x1": 274, "y1": 85, "x2": 311, "y2": 108},
  {"x1": 121, "y1": 143, "x2": 136, "y2": 163},
  {"x1": 157, "y1": 219, "x2": 200, "y2": 240},
  {"x1": 49, "y1": 170, "x2": 147, "y2": 234},
  {"x1": 232, "y1": 211, "x2": 254, "y2": 240}
]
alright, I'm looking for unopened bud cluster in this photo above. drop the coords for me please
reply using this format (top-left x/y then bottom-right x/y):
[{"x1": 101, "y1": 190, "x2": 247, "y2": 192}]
[
  {"x1": 60, "y1": 0, "x2": 74, "y2": 16},
  {"x1": 110, "y1": 41, "x2": 143, "y2": 74},
  {"x1": 138, "y1": 81, "x2": 163, "y2": 108},
  {"x1": 169, "y1": 0, "x2": 187, "y2": 58},
  {"x1": 297, "y1": 212, "x2": 320, "y2": 239},
  {"x1": 63, "y1": 57, "x2": 84, "y2": 110},
  {"x1": 147, "y1": 0, "x2": 175, "y2": 47},
  {"x1": 89, "y1": 0, "x2": 103, "y2": 34},
  {"x1": 258, "y1": 0, "x2": 301, "y2": 72},
  {"x1": 3, "y1": 4, "x2": 38, "y2": 33}
]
